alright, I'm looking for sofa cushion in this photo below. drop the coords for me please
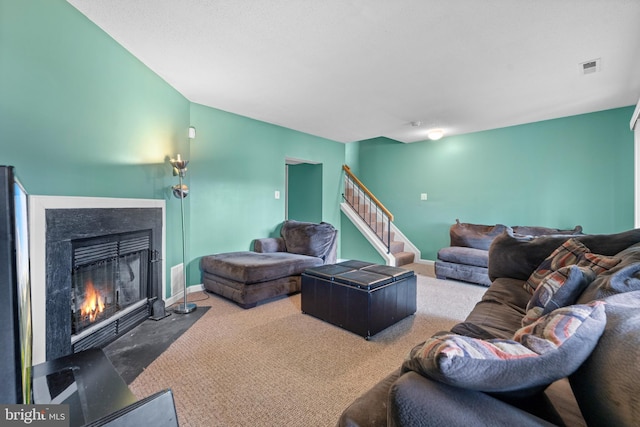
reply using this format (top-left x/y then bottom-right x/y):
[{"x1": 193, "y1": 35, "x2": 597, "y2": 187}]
[
  {"x1": 434, "y1": 261, "x2": 491, "y2": 287},
  {"x1": 450, "y1": 322, "x2": 497, "y2": 340},
  {"x1": 522, "y1": 265, "x2": 596, "y2": 326},
  {"x1": 388, "y1": 371, "x2": 563, "y2": 427},
  {"x1": 402, "y1": 301, "x2": 606, "y2": 394},
  {"x1": 200, "y1": 251, "x2": 323, "y2": 284},
  {"x1": 437, "y1": 246, "x2": 489, "y2": 268},
  {"x1": 461, "y1": 278, "x2": 531, "y2": 339},
  {"x1": 281, "y1": 220, "x2": 337, "y2": 258},
  {"x1": 489, "y1": 228, "x2": 640, "y2": 282}
]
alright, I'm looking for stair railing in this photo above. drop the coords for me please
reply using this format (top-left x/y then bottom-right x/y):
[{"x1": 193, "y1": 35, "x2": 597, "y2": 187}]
[{"x1": 342, "y1": 165, "x2": 393, "y2": 253}]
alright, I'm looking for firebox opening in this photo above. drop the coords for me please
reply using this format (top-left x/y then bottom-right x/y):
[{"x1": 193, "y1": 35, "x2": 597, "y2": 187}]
[{"x1": 71, "y1": 230, "x2": 151, "y2": 339}]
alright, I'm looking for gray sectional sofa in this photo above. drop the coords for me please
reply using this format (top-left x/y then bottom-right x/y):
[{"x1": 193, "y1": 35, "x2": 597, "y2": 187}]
[
  {"x1": 338, "y1": 227, "x2": 640, "y2": 426},
  {"x1": 200, "y1": 220, "x2": 337, "y2": 308},
  {"x1": 435, "y1": 220, "x2": 583, "y2": 286}
]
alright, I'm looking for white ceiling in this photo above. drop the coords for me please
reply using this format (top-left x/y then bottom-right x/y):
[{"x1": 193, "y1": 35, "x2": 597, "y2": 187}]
[{"x1": 67, "y1": 0, "x2": 640, "y2": 143}]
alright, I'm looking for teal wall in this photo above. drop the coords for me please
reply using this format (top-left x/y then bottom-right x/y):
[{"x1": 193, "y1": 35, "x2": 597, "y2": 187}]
[
  {"x1": 339, "y1": 213, "x2": 385, "y2": 264},
  {"x1": 353, "y1": 107, "x2": 636, "y2": 261},
  {"x1": 0, "y1": 0, "x2": 190, "y2": 298},
  {"x1": 1, "y1": 1, "x2": 347, "y2": 293},
  {"x1": 287, "y1": 163, "x2": 323, "y2": 223},
  {"x1": 2, "y1": 1, "x2": 636, "y2": 291},
  {"x1": 344, "y1": 141, "x2": 360, "y2": 176},
  {"x1": 187, "y1": 103, "x2": 345, "y2": 284}
]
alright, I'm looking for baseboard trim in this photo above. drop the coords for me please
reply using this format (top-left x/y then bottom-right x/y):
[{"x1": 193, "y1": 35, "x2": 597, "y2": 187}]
[{"x1": 166, "y1": 284, "x2": 205, "y2": 306}]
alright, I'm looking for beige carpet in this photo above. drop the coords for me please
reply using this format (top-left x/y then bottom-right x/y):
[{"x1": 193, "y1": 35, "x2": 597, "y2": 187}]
[{"x1": 129, "y1": 266, "x2": 486, "y2": 427}]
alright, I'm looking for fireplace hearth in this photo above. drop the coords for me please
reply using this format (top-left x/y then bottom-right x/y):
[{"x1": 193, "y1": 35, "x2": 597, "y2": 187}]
[{"x1": 29, "y1": 196, "x2": 165, "y2": 364}]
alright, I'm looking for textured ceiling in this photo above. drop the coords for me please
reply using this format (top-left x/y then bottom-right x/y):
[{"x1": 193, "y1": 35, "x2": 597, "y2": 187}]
[{"x1": 67, "y1": 0, "x2": 640, "y2": 143}]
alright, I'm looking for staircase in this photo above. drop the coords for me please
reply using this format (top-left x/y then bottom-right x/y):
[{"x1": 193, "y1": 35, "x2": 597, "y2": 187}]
[{"x1": 342, "y1": 166, "x2": 418, "y2": 267}]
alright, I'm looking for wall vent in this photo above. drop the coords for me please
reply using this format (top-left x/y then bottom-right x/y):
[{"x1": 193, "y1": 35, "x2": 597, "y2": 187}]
[
  {"x1": 171, "y1": 263, "x2": 184, "y2": 297},
  {"x1": 579, "y1": 58, "x2": 601, "y2": 75}
]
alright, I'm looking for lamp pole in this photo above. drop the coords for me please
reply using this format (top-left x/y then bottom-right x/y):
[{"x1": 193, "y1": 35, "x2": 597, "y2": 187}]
[{"x1": 171, "y1": 155, "x2": 196, "y2": 314}]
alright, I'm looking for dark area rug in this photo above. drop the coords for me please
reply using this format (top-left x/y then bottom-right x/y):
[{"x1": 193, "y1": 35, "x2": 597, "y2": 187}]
[{"x1": 104, "y1": 306, "x2": 210, "y2": 384}]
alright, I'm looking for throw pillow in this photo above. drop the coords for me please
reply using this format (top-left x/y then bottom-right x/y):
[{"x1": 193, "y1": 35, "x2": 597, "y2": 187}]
[
  {"x1": 577, "y1": 252, "x2": 621, "y2": 275},
  {"x1": 524, "y1": 238, "x2": 590, "y2": 294},
  {"x1": 402, "y1": 301, "x2": 606, "y2": 394},
  {"x1": 524, "y1": 239, "x2": 621, "y2": 295},
  {"x1": 522, "y1": 265, "x2": 596, "y2": 326}
]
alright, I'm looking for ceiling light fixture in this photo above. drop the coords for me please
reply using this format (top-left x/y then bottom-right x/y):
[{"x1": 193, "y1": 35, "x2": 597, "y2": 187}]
[{"x1": 427, "y1": 129, "x2": 444, "y2": 140}]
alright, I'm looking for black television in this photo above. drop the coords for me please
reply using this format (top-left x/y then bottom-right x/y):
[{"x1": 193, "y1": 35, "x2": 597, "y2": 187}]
[{"x1": 0, "y1": 165, "x2": 33, "y2": 404}]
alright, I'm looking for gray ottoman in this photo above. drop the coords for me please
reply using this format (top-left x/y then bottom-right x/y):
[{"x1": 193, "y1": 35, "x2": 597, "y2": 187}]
[{"x1": 200, "y1": 251, "x2": 324, "y2": 308}]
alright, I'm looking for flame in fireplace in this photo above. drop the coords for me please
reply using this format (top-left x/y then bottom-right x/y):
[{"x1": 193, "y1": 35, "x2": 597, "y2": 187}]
[{"x1": 81, "y1": 281, "x2": 105, "y2": 322}]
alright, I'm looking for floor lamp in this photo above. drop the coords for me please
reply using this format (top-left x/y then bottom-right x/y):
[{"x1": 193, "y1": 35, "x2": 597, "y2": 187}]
[{"x1": 170, "y1": 152, "x2": 196, "y2": 314}]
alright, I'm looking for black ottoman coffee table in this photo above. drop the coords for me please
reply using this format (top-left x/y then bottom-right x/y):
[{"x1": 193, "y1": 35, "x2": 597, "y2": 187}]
[{"x1": 301, "y1": 261, "x2": 417, "y2": 339}]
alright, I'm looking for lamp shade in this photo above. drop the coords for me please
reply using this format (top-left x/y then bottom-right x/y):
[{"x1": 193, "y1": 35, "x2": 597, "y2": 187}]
[{"x1": 172, "y1": 184, "x2": 189, "y2": 199}]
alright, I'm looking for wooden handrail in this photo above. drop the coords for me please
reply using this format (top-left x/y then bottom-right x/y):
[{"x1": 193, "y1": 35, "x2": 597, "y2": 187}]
[{"x1": 343, "y1": 165, "x2": 394, "y2": 222}]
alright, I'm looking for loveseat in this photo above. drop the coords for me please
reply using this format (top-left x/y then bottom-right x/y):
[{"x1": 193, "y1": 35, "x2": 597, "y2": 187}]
[
  {"x1": 434, "y1": 220, "x2": 583, "y2": 286},
  {"x1": 338, "y1": 227, "x2": 640, "y2": 426},
  {"x1": 200, "y1": 220, "x2": 337, "y2": 308}
]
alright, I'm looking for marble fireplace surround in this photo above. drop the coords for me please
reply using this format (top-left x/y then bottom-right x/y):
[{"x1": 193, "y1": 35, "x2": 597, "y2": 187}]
[{"x1": 29, "y1": 196, "x2": 166, "y2": 364}]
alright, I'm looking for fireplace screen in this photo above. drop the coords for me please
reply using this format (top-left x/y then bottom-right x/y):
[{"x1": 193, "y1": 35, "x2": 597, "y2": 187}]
[{"x1": 71, "y1": 231, "x2": 150, "y2": 335}]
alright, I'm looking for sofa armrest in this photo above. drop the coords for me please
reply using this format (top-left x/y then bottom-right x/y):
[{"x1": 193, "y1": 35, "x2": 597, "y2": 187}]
[
  {"x1": 449, "y1": 220, "x2": 508, "y2": 250},
  {"x1": 388, "y1": 372, "x2": 557, "y2": 427},
  {"x1": 253, "y1": 237, "x2": 285, "y2": 253},
  {"x1": 336, "y1": 369, "x2": 401, "y2": 427},
  {"x1": 323, "y1": 231, "x2": 338, "y2": 264}
]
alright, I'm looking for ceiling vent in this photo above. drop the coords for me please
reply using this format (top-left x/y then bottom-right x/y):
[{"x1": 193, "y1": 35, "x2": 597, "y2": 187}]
[{"x1": 579, "y1": 58, "x2": 601, "y2": 75}]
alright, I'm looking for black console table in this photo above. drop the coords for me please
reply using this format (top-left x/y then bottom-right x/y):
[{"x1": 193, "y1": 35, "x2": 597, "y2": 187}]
[
  {"x1": 32, "y1": 348, "x2": 136, "y2": 426},
  {"x1": 32, "y1": 348, "x2": 178, "y2": 427}
]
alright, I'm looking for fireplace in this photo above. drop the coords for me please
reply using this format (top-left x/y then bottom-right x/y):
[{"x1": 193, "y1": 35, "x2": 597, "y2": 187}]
[
  {"x1": 29, "y1": 196, "x2": 165, "y2": 364},
  {"x1": 70, "y1": 230, "x2": 153, "y2": 351},
  {"x1": 71, "y1": 232, "x2": 149, "y2": 334}
]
